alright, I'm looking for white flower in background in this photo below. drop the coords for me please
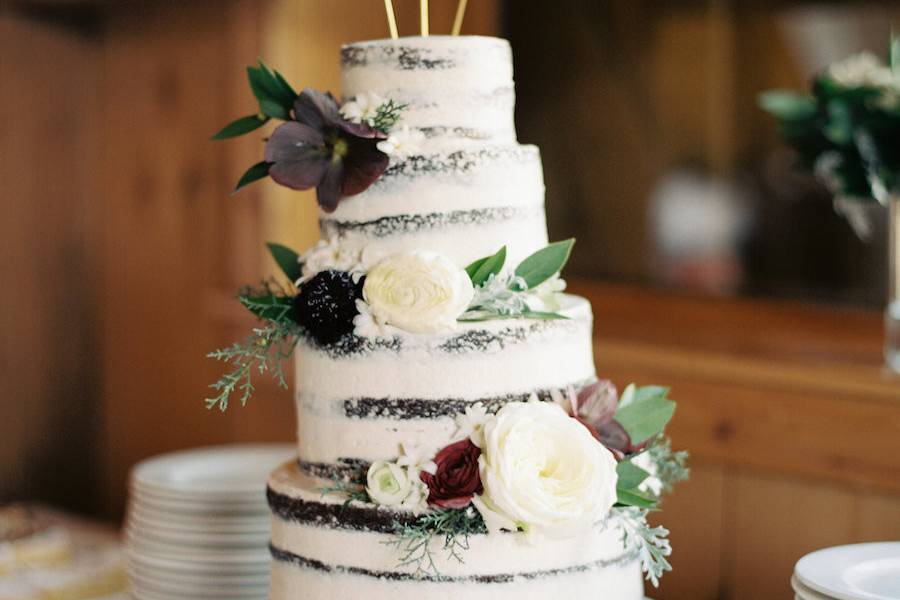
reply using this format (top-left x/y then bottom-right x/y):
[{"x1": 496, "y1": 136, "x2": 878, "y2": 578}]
[
  {"x1": 473, "y1": 401, "x2": 619, "y2": 540},
  {"x1": 631, "y1": 451, "x2": 663, "y2": 497},
  {"x1": 366, "y1": 461, "x2": 413, "y2": 506},
  {"x1": 362, "y1": 251, "x2": 474, "y2": 333},
  {"x1": 340, "y1": 92, "x2": 384, "y2": 126},
  {"x1": 525, "y1": 276, "x2": 567, "y2": 312},
  {"x1": 299, "y1": 235, "x2": 366, "y2": 282},
  {"x1": 377, "y1": 125, "x2": 426, "y2": 158},
  {"x1": 827, "y1": 52, "x2": 897, "y2": 89},
  {"x1": 455, "y1": 403, "x2": 489, "y2": 448}
]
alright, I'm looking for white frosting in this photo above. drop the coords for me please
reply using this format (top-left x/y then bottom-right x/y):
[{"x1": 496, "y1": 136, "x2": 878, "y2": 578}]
[
  {"x1": 295, "y1": 295, "x2": 596, "y2": 465},
  {"x1": 267, "y1": 463, "x2": 644, "y2": 600},
  {"x1": 342, "y1": 37, "x2": 515, "y2": 143}
]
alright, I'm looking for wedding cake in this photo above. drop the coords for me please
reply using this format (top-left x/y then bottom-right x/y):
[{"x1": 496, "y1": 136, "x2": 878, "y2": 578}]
[{"x1": 209, "y1": 33, "x2": 686, "y2": 600}]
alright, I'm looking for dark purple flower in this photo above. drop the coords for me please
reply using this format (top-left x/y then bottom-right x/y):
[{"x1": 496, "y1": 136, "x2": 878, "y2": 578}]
[
  {"x1": 559, "y1": 380, "x2": 638, "y2": 459},
  {"x1": 265, "y1": 89, "x2": 389, "y2": 212},
  {"x1": 292, "y1": 270, "x2": 364, "y2": 345},
  {"x1": 420, "y1": 439, "x2": 483, "y2": 509}
]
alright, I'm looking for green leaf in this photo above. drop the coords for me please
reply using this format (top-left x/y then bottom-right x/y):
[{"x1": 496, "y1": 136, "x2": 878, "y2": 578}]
[
  {"x1": 617, "y1": 460, "x2": 650, "y2": 490},
  {"x1": 614, "y1": 385, "x2": 676, "y2": 444},
  {"x1": 467, "y1": 246, "x2": 507, "y2": 286},
  {"x1": 520, "y1": 310, "x2": 569, "y2": 320},
  {"x1": 259, "y1": 98, "x2": 291, "y2": 121},
  {"x1": 824, "y1": 99, "x2": 853, "y2": 145},
  {"x1": 266, "y1": 242, "x2": 302, "y2": 282},
  {"x1": 892, "y1": 32, "x2": 900, "y2": 74},
  {"x1": 616, "y1": 488, "x2": 658, "y2": 509},
  {"x1": 233, "y1": 161, "x2": 271, "y2": 194},
  {"x1": 257, "y1": 60, "x2": 298, "y2": 106},
  {"x1": 238, "y1": 292, "x2": 293, "y2": 321},
  {"x1": 211, "y1": 114, "x2": 269, "y2": 140},
  {"x1": 758, "y1": 91, "x2": 817, "y2": 121},
  {"x1": 514, "y1": 239, "x2": 575, "y2": 289}
]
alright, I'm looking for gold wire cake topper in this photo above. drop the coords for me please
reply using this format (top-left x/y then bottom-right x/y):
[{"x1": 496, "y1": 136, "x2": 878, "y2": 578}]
[{"x1": 383, "y1": 0, "x2": 468, "y2": 38}]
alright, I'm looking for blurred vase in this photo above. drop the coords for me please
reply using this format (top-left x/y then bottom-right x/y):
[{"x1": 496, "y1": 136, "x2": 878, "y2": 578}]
[{"x1": 888, "y1": 195, "x2": 900, "y2": 373}]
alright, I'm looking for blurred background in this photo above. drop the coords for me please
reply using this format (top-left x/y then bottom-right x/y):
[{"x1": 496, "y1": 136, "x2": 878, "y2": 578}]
[{"x1": 2, "y1": 1, "x2": 899, "y2": 599}]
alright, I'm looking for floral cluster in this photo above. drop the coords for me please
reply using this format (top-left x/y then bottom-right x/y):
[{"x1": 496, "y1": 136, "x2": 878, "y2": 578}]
[
  {"x1": 353, "y1": 382, "x2": 686, "y2": 583},
  {"x1": 212, "y1": 61, "x2": 421, "y2": 211},
  {"x1": 760, "y1": 37, "x2": 900, "y2": 236}
]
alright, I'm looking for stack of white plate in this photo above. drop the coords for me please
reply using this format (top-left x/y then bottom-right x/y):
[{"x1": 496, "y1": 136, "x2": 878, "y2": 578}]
[
  {"x1": 124, "y1": 444, "x2": 294, "y2": 600},
  {"x1": 792, "y1": 542, "x2": 900, "y2": 600}
]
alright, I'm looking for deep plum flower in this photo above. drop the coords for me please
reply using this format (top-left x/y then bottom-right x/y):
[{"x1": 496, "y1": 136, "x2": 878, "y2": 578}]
[
  {"x1": 265, "y1": 89, "x2": 389, "y2": 212},
  {"x1": 419, "y1": 439, "x2": 483, "y2": 509},
  {"x1": 557, "y1": 380, "x2": 636, "y2": 459}
]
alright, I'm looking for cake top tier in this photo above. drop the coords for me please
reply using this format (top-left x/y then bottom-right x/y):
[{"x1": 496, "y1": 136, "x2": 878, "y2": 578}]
[{"x1": 341, "y1": 36, "x2": 516, "y2": 144}]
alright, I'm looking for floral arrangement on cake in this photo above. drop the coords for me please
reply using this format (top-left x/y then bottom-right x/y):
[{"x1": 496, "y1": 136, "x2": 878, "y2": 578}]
[
  {"x1": 207, "y1": 56, "x2": 689, "y2": 588},
  {"x1": 760, "y1": 36, "x2": 900, "y2": 237}
]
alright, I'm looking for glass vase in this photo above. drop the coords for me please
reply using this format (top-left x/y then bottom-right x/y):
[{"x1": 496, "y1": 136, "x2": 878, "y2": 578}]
[{"x1": 887, "y1": 194, "x2": 900, "y2": 373}]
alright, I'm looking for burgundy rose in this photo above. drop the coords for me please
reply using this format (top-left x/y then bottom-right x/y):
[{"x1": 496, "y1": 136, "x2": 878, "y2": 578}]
[{"x1": 420, "y1": 439, "x2": 483, "y2": 509}]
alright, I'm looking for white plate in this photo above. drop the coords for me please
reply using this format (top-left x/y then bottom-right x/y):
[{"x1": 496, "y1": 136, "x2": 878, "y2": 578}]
[
  {"x1": 795, "y1": 542, "x2": 900, "y2": 600},
  {"x1": 129, "y1": 491, "x2": 270, "y2": 515},
  {"x1": 125, "y1": 536, "x2": 271, "y2": 564},
  {"x1": 792, "y1": 575, "x2": 836, "y2": 599},
  {"x1": 131, "y1": 444, "x2": 294, "y2": 495},
  {"x1": 128, "y1": 569, "x2": 268, "y2": 597},
  {"x1": 125, "y1": 521, "x2": 270, "y2": 547},
  {"x1": 127, "y1": 509, "x2": 270, "y2": 534},
  {"x1": 127, "y1": 550, "x2": 270, "y2": 575},
  {"x1": 128, "y1": 562, "x2": 270, "y2": 585}
]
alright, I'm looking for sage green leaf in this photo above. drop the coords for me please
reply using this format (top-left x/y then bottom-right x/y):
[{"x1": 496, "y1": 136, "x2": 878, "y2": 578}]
[
  {"x1": 520, "y1": 310, "x2": 569, "y2": 320},
  {"x1": 233, "y1": 161, "x2": 271, "y2": 194},
  {"x1": 468, "y1": 246, "x2": 506, "y2": 286},
  {"x1": 211, "y1": 114, "x2": 269, "y2": 140},
  {"x1": 616, "y1": 459, "x2": 650, "y2": 490},
  {"x1": 266, "y1": 242, "x2": 302, "y2": 283},
  {"x1": 259, "y1": 98, "x2": 291, "y2": 121},
  {"x1": 614, "y1": 386, "x2": 676, "y2": 445},
  {"x1": 238, "y1": 292, "x2": 294, "y2": 322},
  {"x1": 616, "y1": 488, "x2": 658, "y2": 509},
  {"x1": 514, "y1": 238, "x2": 575, "y2": 289},
  {"x1": 758, "y1": 91, "x2": 816, "y2": 121}
]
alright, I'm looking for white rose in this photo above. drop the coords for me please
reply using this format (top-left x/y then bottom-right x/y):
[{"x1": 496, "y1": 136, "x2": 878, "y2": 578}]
[
  {"x1": 473, "y1": 401, "x2": 619, "y2": 540},
  {"x1": 366, "y1": 461, "x2": 412, "y2": 506},
  {"x1": 362, "y1": 251, "x2": 474, "y2": 333}
]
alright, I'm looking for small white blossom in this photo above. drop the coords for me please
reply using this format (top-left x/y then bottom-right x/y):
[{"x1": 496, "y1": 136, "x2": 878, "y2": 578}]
[
  {"x1": 525, "y1": 276, "x2": 567, "y2": 312},
  {"x1": 455, "y1": 402, "x2": 489, "y2": 447},
  {"x1": 631, "y1": 451, "x2": 663, "y2": 497},
  {"x1": 299, "y1": 235, "x2": 366, "y2": 282},
  {"x1": 377, "y1": 125, "x2": 426, "y2": 158},
  {"x1": 827, "y1": 52, "x2": 897, "y2": 89},
  {"x1": 340, "y1": 92, "x2": 384, "y2": 126}
]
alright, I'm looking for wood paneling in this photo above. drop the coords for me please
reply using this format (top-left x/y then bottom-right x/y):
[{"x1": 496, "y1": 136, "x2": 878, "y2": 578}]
[{"x1": 0, "y1": 11, "x2": 102, "y2": 512}]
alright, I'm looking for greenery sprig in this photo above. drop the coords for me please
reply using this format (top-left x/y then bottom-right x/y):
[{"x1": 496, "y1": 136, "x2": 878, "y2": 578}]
[
  {"x1": 645, "y1": 436, "x2": 690, "y2": 495},
  {"x1": 385, "y1": 507, "x2": 488, "y2": 577},
  {"x1": 614, "y1": 506, "x2": 673, "y2": 588},
  {"x1": 371, "y1": 99, "x2": 408, "y2": 134},
  {"x1": 460, "y1": 239, "x2": 575, "y2": 322}
]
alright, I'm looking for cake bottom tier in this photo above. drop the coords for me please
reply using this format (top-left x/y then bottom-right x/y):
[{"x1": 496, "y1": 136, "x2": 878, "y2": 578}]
[{"x1": 268, "y1": 461, "x2": 645, "y2": 600}]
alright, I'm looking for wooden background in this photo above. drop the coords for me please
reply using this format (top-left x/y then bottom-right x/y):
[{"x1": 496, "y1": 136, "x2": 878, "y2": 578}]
[{"x1": 2, "y1": 1, "x2": 899, "y2": 599}]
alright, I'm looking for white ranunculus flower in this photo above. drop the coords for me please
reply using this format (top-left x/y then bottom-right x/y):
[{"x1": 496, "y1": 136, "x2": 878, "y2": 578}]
[
  {"x1": 474, "y1": 401, "x2": 619, "y2": 540},
  {"x1": 377, "y1": 125, "x2": 426, "y2": 158},
  {"x1": 366, "y1": 461, "x2": 412, "y2": 506},
  {"x1": 340, "y1": 92, "x2": 384, "y2": 126},
  {"x1": 362, "y1": 251, "x2": 474, "y2": 333},
  {"x1": 827, "y1": 52, "x2": 896, "y2": 89}
]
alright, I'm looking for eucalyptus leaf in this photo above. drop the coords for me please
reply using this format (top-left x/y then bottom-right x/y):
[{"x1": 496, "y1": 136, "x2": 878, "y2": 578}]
[
  {"x1": 468, "y1": 246, "x2": 507, "y2": 286},
  {"x1": 758, "y1": 91, "x2": 816, "y2": 121},
  {"x1": 616, "y1": 488, "x2": 658, "y2": 510},
  {"x1": 233, "y1": 161, "x2": 271, "y2": 194},
  {"x1": 266, "y1": 242, "x2": 302, "y2": 283},
  {"x1": 211, "y1": 114, "x2": 269, "y2": 140},
  {"x1": 514, "y1": 239, "x2": 575, "y2": 289},
  {"x1": 614, "y1": 386, "x2": 676, "y2": 444},
  {"x1": 617, "y1": 460, "x2": 650, "y2": 490}
]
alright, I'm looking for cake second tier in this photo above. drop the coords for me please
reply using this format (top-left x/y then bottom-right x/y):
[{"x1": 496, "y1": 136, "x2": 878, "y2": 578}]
[{"x1": 294, "y1": 294, "x2": 596, "y2": 479}]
